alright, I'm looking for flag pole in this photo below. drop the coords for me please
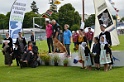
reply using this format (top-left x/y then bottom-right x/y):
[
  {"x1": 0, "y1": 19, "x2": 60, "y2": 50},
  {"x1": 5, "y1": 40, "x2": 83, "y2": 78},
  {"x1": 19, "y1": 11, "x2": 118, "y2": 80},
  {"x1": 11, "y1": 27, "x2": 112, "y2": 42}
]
[{"x1": 82, "y1": 0, "x2": 84, "y2": 21}]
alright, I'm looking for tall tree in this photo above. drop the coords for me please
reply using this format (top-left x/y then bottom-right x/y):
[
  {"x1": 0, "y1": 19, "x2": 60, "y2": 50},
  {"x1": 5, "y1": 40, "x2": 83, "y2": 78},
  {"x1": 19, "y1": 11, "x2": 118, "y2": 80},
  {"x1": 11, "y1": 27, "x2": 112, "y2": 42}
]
[
  {"x1": 84, "y1": 14, "x2": 95, "y2": 27},
  {"x1": 49, "y1": 13, "x2": 59, "y2": 22},
  {"x1": 0, "y1": 14, "x2": 7, "y2": 29},
  {"x1": 4, "y1": 12, "x2": 11, "y2": 29},
  {"x1": 58, "y1": 3, "x2": 81, "y2": 30},
  {"x1": 74, "y1": 11, "x2": 81, "y2": 25},
  {"x1": 23, "y1": 11, "x2": 45, "y2": 28}
]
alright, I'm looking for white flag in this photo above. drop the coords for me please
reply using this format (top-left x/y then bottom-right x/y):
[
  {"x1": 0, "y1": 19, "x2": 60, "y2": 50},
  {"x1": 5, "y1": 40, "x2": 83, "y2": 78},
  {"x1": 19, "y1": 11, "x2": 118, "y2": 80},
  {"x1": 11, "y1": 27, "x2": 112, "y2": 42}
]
[{"x1": 9, "y1": 0, "x2": 27, "y2": 43}]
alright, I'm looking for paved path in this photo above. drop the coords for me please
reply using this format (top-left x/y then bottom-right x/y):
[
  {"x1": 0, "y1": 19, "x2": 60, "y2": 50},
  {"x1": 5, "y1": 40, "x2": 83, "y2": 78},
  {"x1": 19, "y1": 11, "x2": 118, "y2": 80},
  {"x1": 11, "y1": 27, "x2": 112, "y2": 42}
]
[{"x1": 49, "y1": 51, "x2": 124, "y2": 67}]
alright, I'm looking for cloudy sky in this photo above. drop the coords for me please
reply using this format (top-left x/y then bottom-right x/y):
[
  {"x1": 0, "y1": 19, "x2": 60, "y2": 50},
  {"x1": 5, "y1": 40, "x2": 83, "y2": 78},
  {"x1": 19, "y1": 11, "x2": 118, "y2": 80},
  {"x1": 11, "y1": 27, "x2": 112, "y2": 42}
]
[{"x1": 0, "y1": 0, "x2": 124, "y2": 17}]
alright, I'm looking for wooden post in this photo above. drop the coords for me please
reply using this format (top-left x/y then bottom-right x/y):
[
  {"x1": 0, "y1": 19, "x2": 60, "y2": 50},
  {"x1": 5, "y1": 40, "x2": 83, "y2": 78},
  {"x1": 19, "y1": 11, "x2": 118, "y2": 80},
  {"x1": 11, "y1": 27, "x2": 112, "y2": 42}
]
[{"x1": 82, "y1": 0, "x2": 84, "y2": 21}]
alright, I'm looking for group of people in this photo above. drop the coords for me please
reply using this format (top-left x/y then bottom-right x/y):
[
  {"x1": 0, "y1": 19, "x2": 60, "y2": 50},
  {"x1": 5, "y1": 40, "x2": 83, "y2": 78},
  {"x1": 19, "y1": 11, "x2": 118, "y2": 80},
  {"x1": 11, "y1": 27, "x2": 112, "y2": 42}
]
[
  {"x1": 2, "y1": 19, "x2": 73, "y2": 67},
  {"x1": 2, "y1": 18, "x2": 113, "y2": 71},
  {"x1": 2, "y1": 32, "x2": 38, "y2": 67},
  {"x1": 72, "y1": 27, "x2": 94, "y2": 50},
  {"x1": 46, "y1": 19, "x2": 113, "y2": 72},
  {"x1": 45, "y1": 19, "x2": 72, "y2": 57},
  {"x1": 78, "y1": 24, "x2": 113, "y2": 72}
]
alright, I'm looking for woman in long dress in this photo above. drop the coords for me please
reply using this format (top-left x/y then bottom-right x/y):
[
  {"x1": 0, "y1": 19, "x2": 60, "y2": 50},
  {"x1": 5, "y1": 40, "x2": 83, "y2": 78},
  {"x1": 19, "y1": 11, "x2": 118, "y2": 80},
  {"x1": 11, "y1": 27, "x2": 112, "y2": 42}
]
[
  {"x1": 2, "y1": 33, "x2": 13, "y2": 66},
  {"x1": 82, "y1": 42, "x2": 93, "y2": 70},
  {"x1": 99, "y1": 24, "x2": 113, "y2": 70},
  {"x1": 100, "y1": 35, "x2": 111, "y2": 71}
]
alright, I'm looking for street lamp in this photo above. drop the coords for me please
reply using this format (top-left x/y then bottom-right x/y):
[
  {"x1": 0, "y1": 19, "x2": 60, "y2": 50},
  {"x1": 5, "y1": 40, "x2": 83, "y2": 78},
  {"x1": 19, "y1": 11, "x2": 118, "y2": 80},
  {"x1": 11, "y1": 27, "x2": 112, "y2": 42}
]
[{"x1": 33, "y1": 17, "x2": 43, "y2": 42}]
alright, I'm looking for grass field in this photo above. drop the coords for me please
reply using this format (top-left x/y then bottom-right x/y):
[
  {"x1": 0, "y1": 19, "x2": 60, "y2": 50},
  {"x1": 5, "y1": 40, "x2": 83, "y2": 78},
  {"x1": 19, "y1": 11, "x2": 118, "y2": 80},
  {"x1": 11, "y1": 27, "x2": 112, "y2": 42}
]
[
  {"x1": 38, "y1": 34, "x2": 124, "y2": 52},
  {"x1": 0, "y1": 35, "x2": 124, "y2": 82},
  {"x1": 111, "y1": 35, "x2": 124, "y2": 51}
]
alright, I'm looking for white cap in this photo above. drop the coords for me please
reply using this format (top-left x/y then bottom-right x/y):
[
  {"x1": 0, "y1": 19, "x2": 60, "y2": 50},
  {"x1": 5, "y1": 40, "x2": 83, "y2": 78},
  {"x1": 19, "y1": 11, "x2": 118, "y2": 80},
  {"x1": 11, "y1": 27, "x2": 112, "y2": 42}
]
[
  {"x1": 101, "y1": 24, "x2": 107, "y2": 28},
  {"x1": 45, "y1": 18, "x2": 50, "y2": 21},
  {"x1": 81, "y1": 42, "x2": 87, "y2": 47},
  {"x1": 72, "y1": 31, "x2": 75, "y2": 34}
]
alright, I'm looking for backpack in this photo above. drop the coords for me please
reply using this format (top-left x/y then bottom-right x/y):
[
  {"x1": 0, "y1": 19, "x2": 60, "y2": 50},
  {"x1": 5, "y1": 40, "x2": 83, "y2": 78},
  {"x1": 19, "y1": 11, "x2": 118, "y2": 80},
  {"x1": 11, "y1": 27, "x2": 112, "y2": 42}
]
[{"x1": 78, "y1": 35, "x2": 84, "y2": 43}]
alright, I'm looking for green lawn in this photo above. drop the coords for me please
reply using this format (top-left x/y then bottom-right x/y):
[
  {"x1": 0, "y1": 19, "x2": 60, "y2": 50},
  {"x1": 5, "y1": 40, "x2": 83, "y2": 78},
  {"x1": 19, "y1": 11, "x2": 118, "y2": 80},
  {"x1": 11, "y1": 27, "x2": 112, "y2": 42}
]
[
  {"x1": 111, "y1": 34, "x2": 124, "y2": 51},
  {"x1": 0, "y1": 35, "x2": 124, "y2": 82},
  {"x1": 37, "y1": 40, "x2": 74, "y2": 52},
  {"x1": 38, "y1": 35, "x2": 124, "y2": 52}
]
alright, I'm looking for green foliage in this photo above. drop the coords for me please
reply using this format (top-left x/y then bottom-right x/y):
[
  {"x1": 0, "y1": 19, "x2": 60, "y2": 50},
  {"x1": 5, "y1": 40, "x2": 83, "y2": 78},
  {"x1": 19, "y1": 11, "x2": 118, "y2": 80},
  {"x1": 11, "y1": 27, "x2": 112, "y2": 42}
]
[
  {"x1": 112, "y1": 15, "x2": 117, "y2": 20},
  {"x1": 70, "y1": 24, "x2": 80, "y2": 31},
  {"x1": 23, "y1": 11, "x2": 45, "y2": 28},
  {"x1": 74, "y1": 11, "x2": 81, "y2": 25},
  {"x1": 58, "y1": 3, "x2": 81, "y2": 30},
  {"x1": 0, "y1": 14, "x2": 7, "y2": 29},
  {"x1": 43, "y1": 55, "x2": 51, "y2": 62},
  {"x1": 53, "y1": 55, "x2": 60, "y2": 63},
  {"x1": 84, "y1": 14, "x2": 95, "y2": 27},
  {"x1": 63, "y1": 58, "x2": 69, "y2": 64},
  {"x1": 0, "y1": 3, "x2": 81, "y2": 30},
  {"x1": 40, "y1": 54, "x2": 51, "y2": 63},
  {"x1": 4, "y1": 12, "x2": 10, "y2": 29},
  {"x1": 49, "y1": 13, "x2": 59, "y2": 22},
  {"x1": 0, "y1": 11, "x2": 45, "y2": 29},
  {"x1": 0, "y1": 12, "x2": 11, "y2": 29},
  {"x1": 112, "y1": 35, "x2": 124, "y2": 51}
]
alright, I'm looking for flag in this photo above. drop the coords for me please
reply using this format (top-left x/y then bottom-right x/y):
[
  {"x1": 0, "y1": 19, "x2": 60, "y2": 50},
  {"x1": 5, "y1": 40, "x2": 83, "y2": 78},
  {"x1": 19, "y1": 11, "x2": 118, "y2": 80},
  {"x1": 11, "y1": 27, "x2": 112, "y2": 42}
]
[
  {"x1": 108, "y1": 0, "x2": 119, "y2": 13},
  {"x1": 93, "y1": 0, "x2": 120, "y2": 46},
  {"x1": 9, "y1": 0, "x2": 27, "y2": 43}
]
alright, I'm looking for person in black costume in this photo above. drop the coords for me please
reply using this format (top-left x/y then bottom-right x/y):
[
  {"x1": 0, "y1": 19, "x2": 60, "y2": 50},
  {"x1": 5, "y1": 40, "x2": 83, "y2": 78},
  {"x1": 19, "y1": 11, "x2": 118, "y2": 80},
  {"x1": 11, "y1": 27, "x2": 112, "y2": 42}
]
[
  {"x1": 16, "y1": 32, "x2": 27, "y2": 54},
  {"x1": 12, "y1": 43, "x2": 21, "y2": 66},
  {"x1": 99, "y1": 24, "x2": 113, "y2": 70},
  {"x1": 92, "y1": 37, "x2": 101, "y2": 70},
  {"x1": 82, "y1": 42, "x2": 93, "y2": 70},
  {"x1": 2, "y1": 33, "x2": 13, "y2": 66},
  {"x1": 30, "y1": 31, "x2": 35, "y2": 42},
  {"x1": 21, "y1": 41, "x2": 38, "y2": 67}
]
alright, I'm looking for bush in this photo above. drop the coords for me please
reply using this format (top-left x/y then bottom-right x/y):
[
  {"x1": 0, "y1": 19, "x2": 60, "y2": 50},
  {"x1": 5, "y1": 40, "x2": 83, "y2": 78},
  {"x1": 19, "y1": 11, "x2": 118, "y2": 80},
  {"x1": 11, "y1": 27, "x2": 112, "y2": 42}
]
[
  {"x1": 63, "y1": 58, "x2": 69, "y2": 66},
  {"x1": 53, "y1": 55, "x2": 60, "y2": 63},
  {"x1": 70, "y1": 24, "x2": 80, "y2": 31},
  {"x1": 53, "y1": 55, "x2": 60, "y2": 66}
]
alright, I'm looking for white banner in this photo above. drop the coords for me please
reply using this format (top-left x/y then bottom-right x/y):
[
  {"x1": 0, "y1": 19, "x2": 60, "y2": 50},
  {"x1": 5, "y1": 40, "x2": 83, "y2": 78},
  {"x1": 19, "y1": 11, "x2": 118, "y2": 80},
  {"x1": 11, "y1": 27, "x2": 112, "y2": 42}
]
[
  {"x1": 9, "y1": 0, "x2": 27, "y2": 42},
  {"x1": 93, "y1": 0, "x2": 120, "y2": 46}
]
